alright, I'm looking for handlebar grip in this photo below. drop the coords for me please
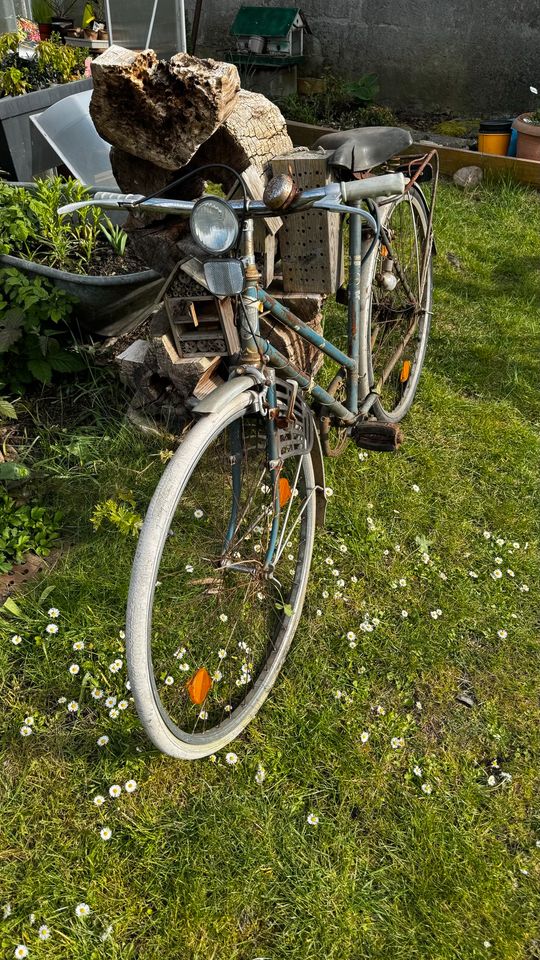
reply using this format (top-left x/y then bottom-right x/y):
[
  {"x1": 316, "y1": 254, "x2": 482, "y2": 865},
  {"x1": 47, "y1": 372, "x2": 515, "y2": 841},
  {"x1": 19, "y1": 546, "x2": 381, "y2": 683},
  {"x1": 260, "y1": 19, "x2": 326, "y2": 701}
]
[{"x1": 340, "y1": 173, "x2": 407, "y2": 203}]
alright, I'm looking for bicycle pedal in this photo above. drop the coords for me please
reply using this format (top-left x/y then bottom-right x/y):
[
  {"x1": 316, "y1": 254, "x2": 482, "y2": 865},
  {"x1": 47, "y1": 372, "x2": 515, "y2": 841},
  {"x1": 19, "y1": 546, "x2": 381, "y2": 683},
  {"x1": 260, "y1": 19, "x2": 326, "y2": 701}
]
[{"x1": 351, "y1": 420, "x2": 403, "y2": 452}]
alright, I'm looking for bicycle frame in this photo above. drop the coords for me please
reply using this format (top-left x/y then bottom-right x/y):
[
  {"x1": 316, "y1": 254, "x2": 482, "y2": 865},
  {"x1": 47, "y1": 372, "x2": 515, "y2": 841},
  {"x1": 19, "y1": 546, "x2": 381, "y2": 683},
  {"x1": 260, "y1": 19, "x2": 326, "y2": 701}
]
[{"x1": 234, "y1": 204, "x2": 375, "y2": 427}]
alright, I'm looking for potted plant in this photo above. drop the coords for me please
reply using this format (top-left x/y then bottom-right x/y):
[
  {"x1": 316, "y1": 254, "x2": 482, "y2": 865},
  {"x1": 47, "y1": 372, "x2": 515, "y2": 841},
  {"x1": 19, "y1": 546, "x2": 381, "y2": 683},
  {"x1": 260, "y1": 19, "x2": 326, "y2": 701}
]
[
  {"x1": 0, "y1": 32, "x2": 92, "y2": 180},
  {"x1": 512, "y1": 85, "x2": 540, "y2": 161},
  {"x1": 0, "y1": 178, "x2": 162, "y2": 336},
  {"x1": 31, "y1": 0, "x2": 52, "y2": 40}
]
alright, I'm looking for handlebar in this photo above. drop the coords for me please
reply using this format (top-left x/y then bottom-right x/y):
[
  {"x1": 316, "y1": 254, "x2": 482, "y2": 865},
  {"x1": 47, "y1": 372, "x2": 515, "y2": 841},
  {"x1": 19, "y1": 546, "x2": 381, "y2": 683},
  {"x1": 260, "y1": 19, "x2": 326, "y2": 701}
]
[{"x1": 57, "y1": 172, "x2": 407, "y2": 223}]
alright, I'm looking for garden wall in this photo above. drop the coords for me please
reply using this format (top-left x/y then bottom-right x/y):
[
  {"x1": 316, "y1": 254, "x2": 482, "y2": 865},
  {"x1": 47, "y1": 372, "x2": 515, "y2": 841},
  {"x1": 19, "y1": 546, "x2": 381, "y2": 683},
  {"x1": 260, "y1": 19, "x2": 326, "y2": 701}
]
[{"x1": 185, "y1": 0, "x2": 539, "y2": 116}]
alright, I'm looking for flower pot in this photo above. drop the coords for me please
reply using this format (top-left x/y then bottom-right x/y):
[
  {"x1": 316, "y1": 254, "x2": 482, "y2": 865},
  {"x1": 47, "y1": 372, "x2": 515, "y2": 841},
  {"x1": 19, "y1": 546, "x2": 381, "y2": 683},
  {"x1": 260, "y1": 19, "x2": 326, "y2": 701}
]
[
  {"x1": 512, "y1": 113, "x2": 540, "y2": 161},
  {"x1": 477, "y1": 118, "x2": 513, "y2": 156},
  {"x1": 0, "y1": 253, "x2": 163, "y2": 337},
  {"x1": 38, "y1": 22, "x2": 52, "y2": 40},
  {"x1": 97, "y1": 30, "x2": 109, "y2": 41},
  {"x1": 84, "y1": 28, "x2": 98, "y2": 40}
]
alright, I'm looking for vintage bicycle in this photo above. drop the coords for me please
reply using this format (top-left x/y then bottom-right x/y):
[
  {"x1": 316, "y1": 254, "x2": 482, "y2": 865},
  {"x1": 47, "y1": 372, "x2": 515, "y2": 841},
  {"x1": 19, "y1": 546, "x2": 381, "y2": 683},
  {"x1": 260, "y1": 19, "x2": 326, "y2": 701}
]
[{"x1": 61, "y1": 126, "x2": 437, "y2": 759}]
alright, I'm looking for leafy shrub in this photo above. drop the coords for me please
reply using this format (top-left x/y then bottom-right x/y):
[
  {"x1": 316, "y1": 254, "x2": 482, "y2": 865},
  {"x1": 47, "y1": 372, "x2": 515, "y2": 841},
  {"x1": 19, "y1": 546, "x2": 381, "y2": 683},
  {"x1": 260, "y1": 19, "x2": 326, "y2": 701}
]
[
  {"x1": 0, "y1": 178, "x2": 127, "y2": 273},
  {"x1": 0, "y1": 267, "x2": 82, "y2": 392},
  {"x1": 0, "y1": 31, "x2": 86, "y2": 98},
  {"x1": 90, "y1": 494, "x2": 142, "y2": 537},
  {"x1": 0, "y1": 493, "x2": 62, "y2": 571},
  {"x1": 278, "y1": 72, "x2": 397, "y2": 130}
]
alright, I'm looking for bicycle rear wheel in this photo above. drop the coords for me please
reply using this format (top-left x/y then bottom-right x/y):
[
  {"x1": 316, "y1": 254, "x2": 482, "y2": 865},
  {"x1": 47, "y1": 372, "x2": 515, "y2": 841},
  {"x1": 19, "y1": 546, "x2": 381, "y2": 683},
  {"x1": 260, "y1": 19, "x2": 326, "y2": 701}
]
[
  {"x1": 363, "y1": 187, "x2": 433, "y2": 422},
  {"x1": 126, "y1": 391, "x2": 316, "y2": 759}
]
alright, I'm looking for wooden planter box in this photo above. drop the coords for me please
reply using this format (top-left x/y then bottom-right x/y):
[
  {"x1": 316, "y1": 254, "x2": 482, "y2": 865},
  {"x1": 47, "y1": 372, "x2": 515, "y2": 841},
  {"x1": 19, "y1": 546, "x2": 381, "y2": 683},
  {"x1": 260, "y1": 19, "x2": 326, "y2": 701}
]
[{"x1": 0, "y1": 77, "x2": 93, "y2": 181}]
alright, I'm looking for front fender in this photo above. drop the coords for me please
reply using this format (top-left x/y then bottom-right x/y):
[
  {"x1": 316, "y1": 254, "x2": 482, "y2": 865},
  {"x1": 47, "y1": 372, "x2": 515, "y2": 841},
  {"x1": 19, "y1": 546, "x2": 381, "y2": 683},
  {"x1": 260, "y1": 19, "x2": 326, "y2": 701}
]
[{"x1": 193, "y1": 379, "x2": 327, "y2": 528}]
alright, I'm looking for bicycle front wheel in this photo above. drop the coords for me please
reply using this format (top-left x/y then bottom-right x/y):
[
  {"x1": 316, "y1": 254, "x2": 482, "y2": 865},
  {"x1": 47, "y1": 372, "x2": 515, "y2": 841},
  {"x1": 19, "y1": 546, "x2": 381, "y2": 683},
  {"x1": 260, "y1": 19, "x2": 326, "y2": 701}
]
[
  {"x1": 126, "y1": 391, "x2": 316, "y2": 759},
  {"x1": 363, "y1": 186, "x2": 433, "y2": 422}
]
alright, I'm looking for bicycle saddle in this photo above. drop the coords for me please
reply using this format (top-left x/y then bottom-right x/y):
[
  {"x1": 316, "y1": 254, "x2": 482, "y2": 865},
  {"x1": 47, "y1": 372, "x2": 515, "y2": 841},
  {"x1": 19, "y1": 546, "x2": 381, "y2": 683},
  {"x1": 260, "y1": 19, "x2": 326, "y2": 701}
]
[{"x1": 312, "y1": 126, "x2": 413, "y2": 175}]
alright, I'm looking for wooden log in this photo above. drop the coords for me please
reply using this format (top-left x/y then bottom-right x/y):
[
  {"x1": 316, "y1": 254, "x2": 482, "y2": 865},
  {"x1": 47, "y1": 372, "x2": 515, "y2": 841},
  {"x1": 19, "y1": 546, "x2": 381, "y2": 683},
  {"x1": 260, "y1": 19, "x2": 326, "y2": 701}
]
[
  {"x1": 90, "y1": 46, "x2": 241, "y2": 170},
  {"x1": 261, "y1": 291, "x2": 324, "y2": 377}
]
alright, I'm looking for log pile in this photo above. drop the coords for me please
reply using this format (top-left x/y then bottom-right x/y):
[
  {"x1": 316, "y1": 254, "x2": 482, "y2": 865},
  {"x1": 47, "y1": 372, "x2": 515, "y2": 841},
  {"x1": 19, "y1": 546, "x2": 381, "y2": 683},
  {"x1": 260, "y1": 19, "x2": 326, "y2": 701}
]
[{"x1": 90, "y1": 47, "x2": 324, "y2": 424}]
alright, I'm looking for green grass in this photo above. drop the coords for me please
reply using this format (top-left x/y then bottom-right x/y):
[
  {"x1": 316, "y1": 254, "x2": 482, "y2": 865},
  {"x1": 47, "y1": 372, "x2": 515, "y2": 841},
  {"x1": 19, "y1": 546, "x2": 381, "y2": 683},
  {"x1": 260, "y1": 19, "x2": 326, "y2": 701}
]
[{"x1": 1, "y1": 178, "x2": 540, "y2": 960}]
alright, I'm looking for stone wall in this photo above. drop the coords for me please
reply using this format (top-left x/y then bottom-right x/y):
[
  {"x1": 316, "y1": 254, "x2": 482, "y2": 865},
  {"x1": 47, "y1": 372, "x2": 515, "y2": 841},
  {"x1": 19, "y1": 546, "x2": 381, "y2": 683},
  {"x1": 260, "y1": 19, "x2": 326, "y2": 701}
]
[{"x1": 185, "y1": 0, "x2": 539, "y2": 116}]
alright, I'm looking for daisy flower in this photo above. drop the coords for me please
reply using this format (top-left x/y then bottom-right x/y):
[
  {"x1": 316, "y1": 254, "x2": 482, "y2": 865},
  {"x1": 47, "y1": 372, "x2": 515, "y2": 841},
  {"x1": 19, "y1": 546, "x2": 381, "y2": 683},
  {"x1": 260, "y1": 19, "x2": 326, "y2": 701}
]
[
  {"x1": 73, "y1": 641, "x2": 85, "y2": 651},
  {"x1": 164, "y1": 676, "x2": 174, "y2": 686},
  {"x1": 421, "y1": 783, "x2": 433, "y2": 795},
  {"x1": 469, "y1": 571, "x2": 478, "y2": 579},
  {"x1": 185, "y1": 564, "x2": 194, "y2": 573},
  {"x1": 67, "y1": 701, "x2": 79, "y2": 713},
  {"x1": 57, "y1": 696, "x2": 67, "y2": 705},
  {"x1": 325, "y1": 487, "x2": 333, "y2": 497},
  {"x1": 391, "y1": 737, "x2": 404, "y2": 749},
  {"x1": 225, "y1": 752, "x2": 238, "y2": 765},
  {"x1": 497, "y1": 629, "x2": 507, "y2": 639},
  {"x1": 306, "y1": 813, "x2": 319, "y2": 826},
  {"x1": 491, "y1": 569, "x2": 503, "y2": 580},
  {"x1": 69, "y1": 664, "x2": 80, "y2": 676},
  {"x1": 20, "y1": 725, "x2": 32, "y2": 737},
  {"x1": 483, "y1": 531, "x2": 491, "y2": 540},
  {"x1": 218, "y1": 649, "x2": 227, "y2": 660},
  {"x1": 399, "y1": 578, "x2": 407, "y2": 587},
  {"x1": 11, "y1": 635, "x2": 23, "y2": 645},
  {"x1": 97, "y1": 735, "x2": 109, "y2": 747},
  {"x1": 401, "y1": 610, "x2": 409, "y2": 618},
  {"x1": 376, "y1": 705, "x2": 386, "y2": 716},
  {"x1": 255, "y1": 764, "x2": 266, "y2": 785},
  {"x1": 109, "y1": 784, "x2": 121, "y2": 798},
  {"x1": 198, "y1": 710, "x2": 209, "y2": 720},
  {"x1": 219, "y1": 613, "x2": 228, "y2": 623},
  {"x1": 360, "y1": 731, "x2": 370, "y2": 743},
  {"x1": 125, "y1": 780, "x2": 137, "y2": 793},
  {"x1": 14, "y1": 946, "x2": 29, "y2": 959},
  {"x1": 413, "y1": 765, "x2": 422, "y2": 777},
  {"x1": 38, "y1": 925, "x2": 50, "y2": 941},
  {"x1": 347, "y1": 631, "x2": 356, "y2": 642},
  {"x1": 118, "y1": 700, "x2": 128, "y2": 710},
  {"x1": 194, "y1": 509, "x2": 204, "y2": 518},
  {"x1": 24, "y1": 716, "x2": 34, "y2": 725},
  {"x1": 91, "y1": 688, "x2": 103, "y2": 700},
  {"x1": 75, "y1": 903, "x2": 91, "y2": 917},
  {"x1": 45, "y1": 623, "x2": 58, "y2": 634},
  {"x1": 100, "y1": 827, "x2": 112, "y2": 841},
  {"x1": 48, "y1": 607, "x2": 60, "y2": 618},
  {"x1": 411, "y1": 484, "x2": 420, "y2": 492},
  {"x1": 105, "y1": 696, "x2": 116, "y2": 708},
  {"x1": 109, "y1": 708, "x2": 119, "y2": 719},
  {"x1": 93, "y1": 795, "x2": 105, "y2": 806}
]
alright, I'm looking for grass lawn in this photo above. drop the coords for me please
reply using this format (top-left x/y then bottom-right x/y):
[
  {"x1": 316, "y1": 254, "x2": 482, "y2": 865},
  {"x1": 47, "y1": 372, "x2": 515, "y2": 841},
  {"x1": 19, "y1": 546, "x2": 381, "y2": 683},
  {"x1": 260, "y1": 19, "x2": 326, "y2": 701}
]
[{"x1": 1, "y1": 178, "x2": 539, "y2": 960}]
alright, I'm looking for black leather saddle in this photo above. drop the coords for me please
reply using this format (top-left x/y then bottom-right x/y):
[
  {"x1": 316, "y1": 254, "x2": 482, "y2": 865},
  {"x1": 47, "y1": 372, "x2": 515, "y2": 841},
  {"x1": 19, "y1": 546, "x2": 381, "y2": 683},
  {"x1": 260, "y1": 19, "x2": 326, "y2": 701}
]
[{"x1": 311, "y1": 126, "x2": 413, "y2": 175}]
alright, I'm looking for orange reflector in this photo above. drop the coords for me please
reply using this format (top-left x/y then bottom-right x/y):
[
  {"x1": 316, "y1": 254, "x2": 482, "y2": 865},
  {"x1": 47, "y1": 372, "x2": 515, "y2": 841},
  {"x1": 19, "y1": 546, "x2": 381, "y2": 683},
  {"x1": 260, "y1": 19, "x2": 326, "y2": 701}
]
[
  {"x1": 186, "y1": 666, "x2": 212, "y2": 705},
  {"x1": 279, "y1": 477, "x2": 292, "y2": 507},
  {"x1": 380, "y1": 245, "x2": 388, "y2": 258},
  {"x1": 400, "y1": 360, "x2": 411, "y2": 383}
]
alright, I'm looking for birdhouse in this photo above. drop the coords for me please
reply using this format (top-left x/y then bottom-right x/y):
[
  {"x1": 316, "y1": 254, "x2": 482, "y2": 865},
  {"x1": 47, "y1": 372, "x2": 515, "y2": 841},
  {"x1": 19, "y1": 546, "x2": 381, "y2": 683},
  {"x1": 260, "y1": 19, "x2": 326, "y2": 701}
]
[{"x1": 230, "y1": 6, "x2": 310, "y2": 60}]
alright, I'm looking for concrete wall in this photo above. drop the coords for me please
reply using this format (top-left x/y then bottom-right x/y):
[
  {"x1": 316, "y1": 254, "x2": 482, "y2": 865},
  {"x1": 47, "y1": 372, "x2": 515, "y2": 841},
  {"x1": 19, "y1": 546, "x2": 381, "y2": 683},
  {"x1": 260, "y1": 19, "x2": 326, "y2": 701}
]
[{"x1": 185, "y1": 0, "x2": 539, "y2": 116}]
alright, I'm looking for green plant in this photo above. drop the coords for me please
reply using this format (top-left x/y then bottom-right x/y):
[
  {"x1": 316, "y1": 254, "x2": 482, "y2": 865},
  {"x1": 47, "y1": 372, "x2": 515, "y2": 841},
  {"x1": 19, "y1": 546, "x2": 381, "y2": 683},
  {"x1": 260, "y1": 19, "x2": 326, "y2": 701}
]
[
  {"x1": 0, "y1": 267, "x2": 83, "y2": 393},
  {"x1": 0, "y1": 178, "x2": 123, "y2": 274},
  {"x1": 0, "y1": 493, "x2": 61, "y2": 571},
  {"x1": 99, "y1": 218, "x2": 128, "y2": 257},
  {"x1": 278, "y1": 71, "x2": 381, "y2": 129},
  {"x1": 0, "y1": 31, "x2": 86, "y2": 99},
  {"x1": 31, "y1": 0, "x2": 53, "y2": 21},
  {"x1": 90, "y1": 494, "x2": 142, "y2": 537}
]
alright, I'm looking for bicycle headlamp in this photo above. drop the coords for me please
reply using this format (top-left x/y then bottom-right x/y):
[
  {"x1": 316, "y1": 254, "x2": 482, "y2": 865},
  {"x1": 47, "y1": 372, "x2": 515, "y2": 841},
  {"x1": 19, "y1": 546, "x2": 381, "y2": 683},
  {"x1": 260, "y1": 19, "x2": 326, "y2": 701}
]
[{"x1": 190, "y1": 196, "x2": 239, "y2": 254}]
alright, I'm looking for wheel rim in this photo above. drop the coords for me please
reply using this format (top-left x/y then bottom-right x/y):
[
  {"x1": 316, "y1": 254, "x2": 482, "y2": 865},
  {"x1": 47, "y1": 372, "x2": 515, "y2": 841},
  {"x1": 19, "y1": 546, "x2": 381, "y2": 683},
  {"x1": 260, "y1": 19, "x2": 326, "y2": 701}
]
[
  {"x1": 369, "y1": 193, "x2": 431, "y2": 419},
  {"x1": 142, "y1": 410, "x2": 314, "y2": 744}
]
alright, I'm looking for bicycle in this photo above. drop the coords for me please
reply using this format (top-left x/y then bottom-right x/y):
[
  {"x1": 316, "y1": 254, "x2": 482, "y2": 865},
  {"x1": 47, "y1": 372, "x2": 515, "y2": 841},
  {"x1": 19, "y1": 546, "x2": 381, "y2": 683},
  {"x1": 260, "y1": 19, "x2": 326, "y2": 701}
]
[{"x1": 61, "y1": 126, "x2": 437, "y2": 759}]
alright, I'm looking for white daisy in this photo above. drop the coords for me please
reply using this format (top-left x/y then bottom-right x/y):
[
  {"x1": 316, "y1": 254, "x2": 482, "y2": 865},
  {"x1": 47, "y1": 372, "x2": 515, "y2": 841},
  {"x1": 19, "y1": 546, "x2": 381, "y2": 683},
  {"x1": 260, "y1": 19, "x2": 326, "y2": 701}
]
[
  {"x1": 57, "y1": 696, "x2": 67, "y2": 704},
  {"x1": 109, "y1": 708, "x2": 119, "y2": 719},
  {"x1": 67, "y1": 701, "x2": 79, "y2": 713},
  {"x1": 225, "y1": 752, "x2": 238, "y2": 765},
  {"x1": 45, "y1": 623, "x2": 58, "y2": 634},
  {"x1": 179, "y1": 662, "x2": 190, "y2": 672},
  {"x1": 38, "y1": 925, "x2": 50, "y2": 941},
  {"x1": 109, "y1": 784, "x2": 122, "y2": 798},
  {"x1": 483, "y1": 531, "x2": 491, "y2": 540},
  {"x1": 411, "y1": 484, "x2": 420, "y2": 492},
  {"x1": 20, "y1": 726, "x2": 32, "y2": 737},
  {"x1": 399, "y1": 578, "x2": 407, "y2": 587},
  {"x1": 401, "y1": 610, "x2": 409, "y2": 618},
  {"x1": 194, "y1": 509, "x2": 204, "y2": 519},
  {"x1": 125, "y1": 780, "x2": 137, "y2": 793},
  {"x1": 72, "y1": 640, "x2": 84, "y2": 650},
  {"x1": 97, "y1": 735, "x2": 109, "y2": 747},
  {"x1": 91, "y1": 688, "x2": 103, "y2": 700},
  {"x1": 218, "y1": 649, "x2": 227, "y2": 660},
  {"x1": 105, "y1": 696, "x2": 116, "y2": 708},
  {"x1": 376, "y1": 705, "x2": 386, "y2": 716},
  {"x1": 118, "y1": 700, "x2": 128, "y2": 710},
  {"x1": 48, "y1": 607, "x2": 60, "y2": 618},
  {"x1": 497, "y1": 629, "x2": 507, "y2": 639},
  {"x1": 24, "y1": 716, "x2": 34, "y2": 725},
  {"x1": 306, "y1": 812, "x2": 319, "y2": 826},
  {"x1": 14, "y1": 946, "x2": 29, "y2": 959},
  {"x1": 100, "y1": 827, "x2": 112, "y2": 841},
  {"x1": 413, "y1": 765, "x2": 422, "y2": 777},
  {"x1": 325, "y1": 487, "x2": 334, "y2": 497},
  {"x1": 421, "y1": 783, "x2": 433, "y2": 794},
  {"x1": 164, "y1": 676, "x2": 174, "y2": 686},
  {"x1": 255, "y1": 764, "x2": 266, "y2": 785},
  {"x1": 11, "y1": 635, "x2": 23, "y2": 645},
  {"x1": 93, "y1": 795, "x2": 105, "y2": 806},
  {"x1": 198, "y1": 710, "x2": 209, "y2": 720},
  {"x1": 491, "y1": 569, "x2": 503, "y2": 580},
  {"x1": 360, "y1": 731, "x2": 369, "y2": 743},
  {"x1": 219, "y1": 613, "x2": 228, "y2": 623},
  {"x1": 69, "y1": 664, "x2": 80, "y2": 676},
  {"x1": 391, "y1": 737, "x2": 404, "y2": 749},
  {"x1": 75, "y1": 903, "x2": 91, "y2": 917}
]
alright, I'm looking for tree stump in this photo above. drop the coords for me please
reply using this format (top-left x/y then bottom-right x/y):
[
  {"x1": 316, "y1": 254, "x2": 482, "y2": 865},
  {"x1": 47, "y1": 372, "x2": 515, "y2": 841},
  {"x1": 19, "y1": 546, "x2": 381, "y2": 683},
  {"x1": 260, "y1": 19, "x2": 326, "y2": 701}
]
[{"x1": 90, "y1": 46, "x2": 241, "y2": 170}]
